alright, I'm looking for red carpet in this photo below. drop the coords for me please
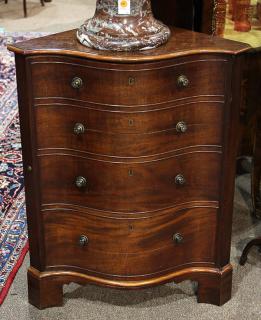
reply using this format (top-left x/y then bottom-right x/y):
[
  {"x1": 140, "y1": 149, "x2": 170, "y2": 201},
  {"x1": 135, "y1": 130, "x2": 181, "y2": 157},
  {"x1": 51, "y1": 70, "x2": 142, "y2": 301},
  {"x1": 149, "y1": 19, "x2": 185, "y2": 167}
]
[{"x1": 0, "y1": 32, "x2": 46, "y2": 305}]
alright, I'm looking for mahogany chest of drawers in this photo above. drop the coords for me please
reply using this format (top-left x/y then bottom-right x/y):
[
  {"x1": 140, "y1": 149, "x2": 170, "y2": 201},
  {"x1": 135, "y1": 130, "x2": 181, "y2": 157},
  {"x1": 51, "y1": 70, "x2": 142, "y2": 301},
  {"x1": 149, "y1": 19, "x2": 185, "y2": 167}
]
[{"x1": 8, "y1": 28, "x2": 250, "y2": 309}]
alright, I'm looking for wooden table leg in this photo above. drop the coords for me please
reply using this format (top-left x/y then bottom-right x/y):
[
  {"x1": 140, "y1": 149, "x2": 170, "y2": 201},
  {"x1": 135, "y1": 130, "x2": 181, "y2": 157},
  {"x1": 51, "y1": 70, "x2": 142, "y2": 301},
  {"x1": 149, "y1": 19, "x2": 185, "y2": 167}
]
[
  {"x1": 23, "y1": 0, "x2": 27, "y2": 17},
  {"x1": 240, "y1": 237, "x2": 261, "y2": 265},
  {"x1": 243, "y1": 49, "x2": 261, "y2": 218},
  {"x1": 251, "y1": 105, "x2": 261, "y2": 218}
]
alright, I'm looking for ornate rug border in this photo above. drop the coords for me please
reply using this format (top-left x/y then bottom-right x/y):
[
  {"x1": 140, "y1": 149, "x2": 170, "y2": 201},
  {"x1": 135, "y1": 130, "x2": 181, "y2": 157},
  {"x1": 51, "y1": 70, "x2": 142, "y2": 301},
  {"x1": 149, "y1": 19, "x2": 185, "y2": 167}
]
[{"x1": 0, "y1": 242, "x2": 28, "y2": 305}]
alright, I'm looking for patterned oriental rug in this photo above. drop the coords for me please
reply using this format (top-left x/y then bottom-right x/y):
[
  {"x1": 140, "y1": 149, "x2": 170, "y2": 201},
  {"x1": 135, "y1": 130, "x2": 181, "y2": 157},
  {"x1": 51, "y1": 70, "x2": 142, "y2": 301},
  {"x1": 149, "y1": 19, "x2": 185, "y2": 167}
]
[{"x1": 0, "y1": 32, "x2": 46, "y2": 305}]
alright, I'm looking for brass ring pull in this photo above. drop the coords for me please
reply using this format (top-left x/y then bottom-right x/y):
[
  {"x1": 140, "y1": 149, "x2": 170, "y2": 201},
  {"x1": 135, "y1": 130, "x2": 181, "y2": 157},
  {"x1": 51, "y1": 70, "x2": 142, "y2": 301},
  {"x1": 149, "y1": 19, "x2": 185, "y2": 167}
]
[
  {"x1": 177, "y1": 75, "x2": 189, "y2": 88},
  {"x1": 173, "y1": 233, "x2": 184, "y2": 244},
  {"x1": 79, "y1": 235, "x2": 89, "y2": 247},
  {"x1": 74, "y1": 123, "x2": 85, "y2": 135},
  {"x1": 75, "y1": 176, "x2": 87, "y2": 189},
  {"x1": 175, "y1": 174, "x2": 186, "y2": 186},
  {"x1": 71, "y1": 77, "x2": 83, "y2": 89},
  {"x1": 176, "y1": 121, "x2": 188, "y2": 133}
]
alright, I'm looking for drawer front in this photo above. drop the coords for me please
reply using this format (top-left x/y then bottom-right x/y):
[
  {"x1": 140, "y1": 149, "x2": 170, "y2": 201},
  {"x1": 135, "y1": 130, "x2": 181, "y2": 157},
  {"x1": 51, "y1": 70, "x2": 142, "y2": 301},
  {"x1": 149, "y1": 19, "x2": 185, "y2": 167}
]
[
  {"x1": 43, "y1": 208, "x2": 217, "y2": 276},
  {"x1": 36, "y1": 103, "x2": 223, "y2": 157},
  {"x1": 30, "y1": 57, "x2": 227, "y2": 105},
  {"x1": 39, "y1": 152, "x2": 221, "y2": 213}
]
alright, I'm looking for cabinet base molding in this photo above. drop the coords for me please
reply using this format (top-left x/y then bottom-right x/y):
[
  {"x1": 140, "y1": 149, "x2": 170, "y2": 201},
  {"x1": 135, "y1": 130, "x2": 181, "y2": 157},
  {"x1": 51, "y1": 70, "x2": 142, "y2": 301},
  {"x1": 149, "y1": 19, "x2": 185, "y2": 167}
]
[{"x1": 27, "y1": 264, "x2": 232, "y2": 309}]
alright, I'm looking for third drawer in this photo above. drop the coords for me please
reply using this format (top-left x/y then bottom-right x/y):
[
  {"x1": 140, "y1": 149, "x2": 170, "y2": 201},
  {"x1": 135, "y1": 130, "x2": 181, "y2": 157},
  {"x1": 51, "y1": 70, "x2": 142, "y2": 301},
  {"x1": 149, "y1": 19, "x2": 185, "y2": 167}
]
[{"x1": 39, "y1": 151, "x2": 221, "y2": 213}]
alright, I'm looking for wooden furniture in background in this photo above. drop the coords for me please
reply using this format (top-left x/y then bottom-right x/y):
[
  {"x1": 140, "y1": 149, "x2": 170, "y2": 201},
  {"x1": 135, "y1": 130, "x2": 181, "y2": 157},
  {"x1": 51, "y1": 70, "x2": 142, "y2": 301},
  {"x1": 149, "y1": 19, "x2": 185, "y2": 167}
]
[
  {"x1": 151, "y1": 0, "x2": 217, "y2": 35},
  {"x1": 151, "y1": 0, "x2": 195, "y2": 30},
  {"x1": 240, "y1": 50, "x2": 261, "y2": 265},
  {"x1": 8, "y1": 28, "x2": 250, "y2": 309},
  {"x1": 240, "y1": 236, "x2": 261, "y2": 265},
  {"x1": 245, "y1": 48, "x2": 261, "y2": 218},
  {"x1": 4, "y1": 0, "x2": 45, "y2": 17}
]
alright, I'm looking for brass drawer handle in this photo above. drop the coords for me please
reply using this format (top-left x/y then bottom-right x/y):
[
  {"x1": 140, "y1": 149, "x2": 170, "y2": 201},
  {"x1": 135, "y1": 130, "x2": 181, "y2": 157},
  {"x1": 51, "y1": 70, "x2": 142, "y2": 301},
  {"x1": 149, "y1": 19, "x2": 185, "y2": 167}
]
[
  {"x1": 71, "y1": 77, "x2": 83, "y2": 89},
  {"x1": 74, "y1": 123, "x2": 85, "y2": 135},
  {"x1": 75, "y1": 176, "x2": 87, "y2": 189},
  {"x1": 175, "y1": 174, "x2": 186, "y2": 185},
  {"x1": 173, "y1": 233, "x2": 184, "y2": 244},
  {"x1": 177, "y1": 75, "x2": 189, "y2": 88},
  {"x1": 176, "y1": 121, "x2": 188, "y2": 133},
  {"x1": 79, "y1": 235, "x2": 89, "y2": 247}
]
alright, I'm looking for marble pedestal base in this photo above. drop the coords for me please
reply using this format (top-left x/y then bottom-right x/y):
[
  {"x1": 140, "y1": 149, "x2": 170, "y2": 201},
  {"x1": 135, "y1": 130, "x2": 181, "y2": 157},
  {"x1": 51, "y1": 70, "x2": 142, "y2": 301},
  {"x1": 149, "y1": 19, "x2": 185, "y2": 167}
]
[{"x1": 76, "y1": 0, "x2": 171, "y2": 51}]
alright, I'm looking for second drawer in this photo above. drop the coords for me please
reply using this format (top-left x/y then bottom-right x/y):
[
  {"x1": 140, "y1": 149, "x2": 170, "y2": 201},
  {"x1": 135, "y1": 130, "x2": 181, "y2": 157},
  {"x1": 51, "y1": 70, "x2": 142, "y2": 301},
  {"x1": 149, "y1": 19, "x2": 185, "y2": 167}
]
[{"x1": 35, "y1": 102, "x2": 223, "y2": 157}]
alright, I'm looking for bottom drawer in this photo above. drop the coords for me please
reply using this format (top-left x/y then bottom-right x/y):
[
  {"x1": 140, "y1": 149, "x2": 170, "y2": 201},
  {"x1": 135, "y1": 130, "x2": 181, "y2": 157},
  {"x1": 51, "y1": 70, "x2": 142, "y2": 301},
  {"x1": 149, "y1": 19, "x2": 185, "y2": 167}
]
[{"x1": 43, "y1": 207, "x2": 217, "y2": 277}]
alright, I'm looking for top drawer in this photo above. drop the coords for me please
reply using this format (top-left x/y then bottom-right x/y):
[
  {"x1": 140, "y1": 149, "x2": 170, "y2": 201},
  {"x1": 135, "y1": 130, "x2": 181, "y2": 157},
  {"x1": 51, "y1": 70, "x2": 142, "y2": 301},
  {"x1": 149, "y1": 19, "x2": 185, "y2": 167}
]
[{"x1": 29, "y1": 56, "x2": 228, "y2": 106}]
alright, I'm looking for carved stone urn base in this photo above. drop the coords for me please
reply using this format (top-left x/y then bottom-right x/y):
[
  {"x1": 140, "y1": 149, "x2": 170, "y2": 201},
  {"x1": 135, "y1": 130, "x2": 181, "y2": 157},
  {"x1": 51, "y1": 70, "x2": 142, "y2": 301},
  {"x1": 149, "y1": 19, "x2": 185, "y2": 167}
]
[{"x1": 77, "y1": 0, "x2": 171, "y2": 51}]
